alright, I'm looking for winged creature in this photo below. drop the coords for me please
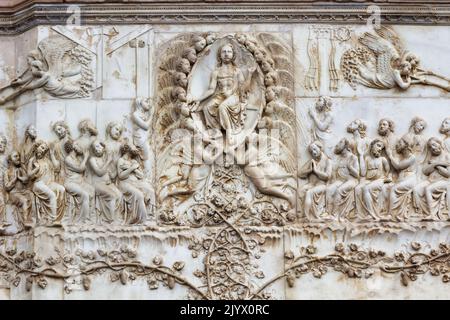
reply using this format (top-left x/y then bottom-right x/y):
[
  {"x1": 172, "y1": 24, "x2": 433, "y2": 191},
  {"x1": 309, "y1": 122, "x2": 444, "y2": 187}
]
[
  {"x1": 0, "y1": 35, "x2": 94, "y2": 106},
  {"x1": 341, "y1": 26, "x2": 450, "y2": 92}
]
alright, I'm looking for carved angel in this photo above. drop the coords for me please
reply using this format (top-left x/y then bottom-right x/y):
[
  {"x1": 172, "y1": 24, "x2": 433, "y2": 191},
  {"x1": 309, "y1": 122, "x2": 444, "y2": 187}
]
[
  {"x1": 0, "y1": 35, "x2": 94, "y2": 106},
  {"x1": 234, "y1": 132, "x2": 297, "y2": 207},
  {"x1": 341, "y1": 26, "x2": 450, "y2": 92}
]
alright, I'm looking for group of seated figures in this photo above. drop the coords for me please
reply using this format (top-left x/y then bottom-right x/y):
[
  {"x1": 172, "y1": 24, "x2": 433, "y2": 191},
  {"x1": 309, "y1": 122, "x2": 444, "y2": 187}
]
[
  {"x1": 299, "y1": 112, "x2": 450, "y2": 222},
  {"x1": 0, "y1": 110, "x2": 155, "y2": 232}
]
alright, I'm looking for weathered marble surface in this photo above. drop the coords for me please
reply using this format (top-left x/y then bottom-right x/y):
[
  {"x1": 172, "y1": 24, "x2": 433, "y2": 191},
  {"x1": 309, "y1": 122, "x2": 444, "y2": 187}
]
[{"x1": 0, "y1": 22, "x2": 449, "y2": 300}]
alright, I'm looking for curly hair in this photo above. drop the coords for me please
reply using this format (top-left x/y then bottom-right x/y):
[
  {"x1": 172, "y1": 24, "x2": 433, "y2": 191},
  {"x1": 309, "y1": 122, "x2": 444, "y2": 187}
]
[
  {"x1": 370, "y1": 138, "x2": 385, "y2": 152},
  {"x1": 347, "y1": 119, "x2": 367, "y2": 138},
  {"x1": 409, "y1": 117, "x2": 427, "y2": 133},
  {"x1": 52, "y1": 121, "x2": 71, "y2": 137},
  {"x1": 106, "y1": 121, "x2": 123, "y2": 139},
  {"x1": 217, "y1": 43, "x2": 236, "y2": 66},
  {"x1": 378, "y1": 118, "x2": 395, "y2": 133}
]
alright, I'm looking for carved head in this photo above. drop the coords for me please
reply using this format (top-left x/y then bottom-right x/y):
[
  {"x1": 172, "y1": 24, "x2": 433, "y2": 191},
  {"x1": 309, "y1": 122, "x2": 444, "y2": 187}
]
[
  {"x1": 0, "y1": 134, "x2": 6, "y2": 154},
  {"x1": 427, "y1": 137, "x2": 443, "y2": 156},
  {"x1": 171, "y1": 87, "x2": 187, "y2": 102},
  {"x1": 26, "y1": 50, "x2": 41, "y2": 64},
  {"x1": 409, "y1": 117, "x2": 427, "y2": 135},
  {"x1": 91, "y1": 140, "x2": 106, "y2": 157},
  {"x1": 265, "y1": 86, "x2": 279, "y2": 102},
  {"x1": 34, "y1": 140, "x2": 49, "y2": 159},
  {"x1": 440, "y1": 117, "x2": 450, "y2": 135},
  {"x1": 192, "y1": 35, "x2": 207, "y2": 52},
  {"x1": 260, "y1": 58, "x2": 274, "y2": 74},
  {"x1": 235, "y1": 33, "x2": 247, "y2": 45},
  {"x1": 120, "y1": 143, "x2": 140, "y2": 159},
  {"x1": 106, "y1": 122, "x2": 123, "y2": 141},
  {"x1": 135, "y1": 97, "x2": 151, "y2": 112},
  {"x1": 264, "y1": 71, "x2": 279, "y2": 87},
  {"x1": 218, "y1": 43, "x2": 235, "y2": 65},
  {"x1": 396, "y1": 135, "x2": 413, "y2": 154},
  {"x1": 346, "y1": 119, "x2": 367, "y2": 138},
  {"x1": 176, "y1": 58, "x2": 191, "y2": 74},
  {"x1": 370, "y1": 139, "x2": 385, "y2": 158},
  {"x1": 52, "y1": 121, "x2": 70, "y2": 140},
  {"x1": 315, "y1": 96, "x2": 332, "y2": 112},
  {"x1": 308, "y1": 141, "x2": 323, "y2": 160},
  {"x1": 173, "y1": 72, "x2": 188, "y2": 89},
  {"x1": 78, "y1": 119, "x2": 98, "y2": 137},
  {"x1": 253, "y1": 49, "x2": 267, "y2": 63},
  {"x1": 334, "y1": 138, "x2": 354, "y2": 155},
  {"x1": 64, "y1": 140, "x2": 83, "y2": 156},
  {"x1": 378, "y1": 118, "x2": 395, "y2": 136},
  {"x1": 403, "y1": 52, "x2": 420, "y2": 70},
  {"x1": 244, "y1": 40, "x2": 257, "y2": 53},
  {"x1": 25, "y1": 124, "x2": 37, "y2": 141},
  {"x1": 399, "y1": 61, "x2": 412, "y2": 76},
  {"x1": 205, "y1": 33, "x2": 216, "y2": 45},
  {"x1": 8, "y1": 150, "x2": 21, "y2": 167},
  {"x1": 182, "y1": 47, "x2": 197, "y2": 64}
]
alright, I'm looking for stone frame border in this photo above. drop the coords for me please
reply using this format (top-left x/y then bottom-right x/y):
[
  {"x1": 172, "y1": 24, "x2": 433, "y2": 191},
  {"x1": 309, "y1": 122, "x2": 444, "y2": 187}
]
[{"x1": 0, "y1": 3, "x2": 450, "y2": 35}]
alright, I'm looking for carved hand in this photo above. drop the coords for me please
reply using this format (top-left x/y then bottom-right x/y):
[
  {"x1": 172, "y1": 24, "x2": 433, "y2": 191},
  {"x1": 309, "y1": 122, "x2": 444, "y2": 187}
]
[{"x1": 11, "y1": 78, "x2": 23, "y2": 86}]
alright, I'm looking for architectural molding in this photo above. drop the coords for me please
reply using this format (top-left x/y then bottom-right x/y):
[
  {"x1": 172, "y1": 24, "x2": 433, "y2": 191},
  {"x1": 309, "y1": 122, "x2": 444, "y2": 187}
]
[{"x1": 0, "y1": 2, "x2": 450, "y2": 35}]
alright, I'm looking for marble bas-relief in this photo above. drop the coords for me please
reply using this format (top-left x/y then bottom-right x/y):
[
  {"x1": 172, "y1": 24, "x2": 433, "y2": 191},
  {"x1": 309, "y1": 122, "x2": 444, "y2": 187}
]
[
  {"x1": 0, "y1": 35, "x2": 94, "y2": 107},
  {"x1": 0, "y1": 26, "x2": 449, "y2": 300},
  {"x1": 155, "y1": 32, "x2": 297, "y2": 226},
  {"x1": 342, "y1": 26, "x2": 450, "y2": 92}
]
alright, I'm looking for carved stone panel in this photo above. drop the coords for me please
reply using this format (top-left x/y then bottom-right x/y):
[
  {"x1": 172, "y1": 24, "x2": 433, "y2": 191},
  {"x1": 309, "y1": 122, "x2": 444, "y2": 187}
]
[{"x1": 0, "y1": 10, "x2": 449, "y2": 300}]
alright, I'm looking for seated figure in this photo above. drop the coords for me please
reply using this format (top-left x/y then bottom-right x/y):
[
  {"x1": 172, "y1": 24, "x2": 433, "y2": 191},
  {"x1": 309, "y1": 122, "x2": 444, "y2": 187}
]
[
  {"x1": 64, "y1": 140, "x2": 94, "y2": 224},
  {"x1": 89, "y1": 140, "x2": 122, "y2": 224},
  {"x1": 326, "y1": 138, "x2": 360, "y2": 221},
  {"x1": 386, "y1": 136, "x2": 417, "y2": 221},
  {"x1": 117, "y1": 144, "x2": 155, "y2": 225},
  {"x1": 4, "y1": 150, "x2": 33, "y2": 229},
  {"x1": 27, "y1": 140, "x2": 65, "y2": 226},
  {"x1": 413, "y1": 137, "x2": 450, "y2": 220},
  {"x1": 355, "y1": 139, "x2": 391, "y2": 221},
  {"x1": 298, "y1": 141, "x2": 332, "y2": 221}
]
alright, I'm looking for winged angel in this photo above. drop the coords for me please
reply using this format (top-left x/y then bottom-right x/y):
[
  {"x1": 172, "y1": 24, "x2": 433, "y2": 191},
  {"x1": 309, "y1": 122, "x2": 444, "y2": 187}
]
[
  {"x1": 0, "y1": 35, "x2": 94, "y2": 106},
  {"x1": 154, "y1": 33, "x2": 298, "y2": 209},
  {"x1": 341, "y1": 26, "x2": 450, "y2": 92}
]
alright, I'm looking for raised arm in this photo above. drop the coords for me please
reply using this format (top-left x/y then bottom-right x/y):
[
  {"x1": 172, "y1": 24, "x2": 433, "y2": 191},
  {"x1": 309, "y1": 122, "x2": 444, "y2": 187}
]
[
  {"x1": 382, "y1": 157, "x2": 391, "y2": 176},
  {"x1": 49, "y1": 148, "x2": 60, "y2": 172},
  {"x1": 389, "y1": 154, "x2": 415, "y2": 171},
  {"x1": 3, "y1": 170, "x2": 17, "y2": 192},
  {"x1": 198, "y1": 71, "x2": 218, "y2": 102},
  {"x1": 132, "y1": 111, "x2": 150, "y2": 130},
  {"x1": 89, "y1": 157, "x2": 109, "y2": 177},
  {"x1": 393, "y1": 70, "x2": 412, "y2": 90},
  {"x1": 348, "y1": 155, "x2": 360, "y2": 179},
  {"x1": 313, "y1": 159, "x2": 332, "y2": 182},
  {"x1": 309, "y1": 110, "x2": 332, "y2": 131},
  {"x1": 65, "y1": 155, "x2": 85, "y2": 174},
  {"x1": 297, "y1": 160, "x2": 313, "y2": 179},
  {"x1": 117, "y1": 159, "x2": 138, "y2": 180},
  {"x1": 27, "y1": 157, "x2": 39, "y2": 179},
  {"x1": 422, "y1": 160, "x2": 437, "y2": 176},
  {"x1": 61, "y1": 65, "x2": 82, "y2": 78},
  {"x1": 436, "y1": 165, "x2": 450, "y2": 178}
]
